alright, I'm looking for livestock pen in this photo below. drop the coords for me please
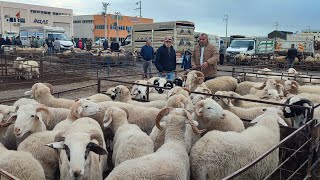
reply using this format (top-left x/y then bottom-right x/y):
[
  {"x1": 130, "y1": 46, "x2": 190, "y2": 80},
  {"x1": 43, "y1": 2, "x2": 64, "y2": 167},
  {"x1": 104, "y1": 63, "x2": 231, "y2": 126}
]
[{"x1": 96, "y1": 72, "x2": 320, "y2": 179}]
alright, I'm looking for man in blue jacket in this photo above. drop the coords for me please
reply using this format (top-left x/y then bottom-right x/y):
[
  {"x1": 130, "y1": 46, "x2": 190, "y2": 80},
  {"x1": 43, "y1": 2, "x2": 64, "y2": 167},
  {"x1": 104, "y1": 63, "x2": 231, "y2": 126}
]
[
  {"x1": 140, "y1": 39, "x2": 154, "y2": 78},
  {"x1": 155, "y1": 36, "x2": 176, "y2": 81}
]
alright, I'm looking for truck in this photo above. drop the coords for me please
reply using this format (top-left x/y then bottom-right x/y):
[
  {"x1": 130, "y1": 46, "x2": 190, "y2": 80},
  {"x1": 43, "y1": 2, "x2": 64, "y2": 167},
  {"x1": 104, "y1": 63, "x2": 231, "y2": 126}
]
[
  {"x1": 121, "y1": 21, "x2": 195, "y2": 62},
  {"x1": 19, "y1": 26, "x2": 74, "y2": 50},
  {"x1": 226, "y1": 37, "x2": 275, "y2": 58}
]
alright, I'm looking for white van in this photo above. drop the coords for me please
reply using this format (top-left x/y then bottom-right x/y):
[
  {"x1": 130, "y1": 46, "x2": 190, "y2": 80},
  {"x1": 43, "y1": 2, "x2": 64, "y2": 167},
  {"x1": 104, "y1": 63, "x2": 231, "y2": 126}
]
[{"x1": 20, "y1": 26, "x2": 73, "y2": 50}]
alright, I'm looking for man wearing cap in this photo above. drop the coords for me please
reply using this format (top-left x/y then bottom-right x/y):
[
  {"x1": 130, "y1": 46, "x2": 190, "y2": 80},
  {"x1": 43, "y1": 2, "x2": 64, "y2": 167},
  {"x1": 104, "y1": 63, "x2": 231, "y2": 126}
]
[
  {"x1": 192, "y1": 33, "x2": 219, "y2": 81},
  {"x1": 155, "y1": 36, "x2": 176, "y2": 81}
]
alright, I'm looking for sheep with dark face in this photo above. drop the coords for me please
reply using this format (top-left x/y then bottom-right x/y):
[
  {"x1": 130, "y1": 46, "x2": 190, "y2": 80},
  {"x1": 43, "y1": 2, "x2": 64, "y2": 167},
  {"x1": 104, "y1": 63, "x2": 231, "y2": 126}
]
[
  {"x1": 148, "y1": 77, "x2": 174, "y2": 94},
  {"x1": 282, "y1": 96, "x2": 314, "y2": 128}
]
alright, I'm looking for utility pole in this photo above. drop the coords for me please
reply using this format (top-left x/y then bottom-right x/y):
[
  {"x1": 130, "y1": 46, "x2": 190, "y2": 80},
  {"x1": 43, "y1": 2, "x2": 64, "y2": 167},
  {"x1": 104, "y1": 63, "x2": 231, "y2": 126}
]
[
  {"x1": 223, "y1": 14, "x2": 228, "y2": 46},
  {"x1": 308, "y1": 26, "x2": 311, "y2": 33},
  {"x1": 135, "y1": 1, "x2": 142, "y2": 18},
  {"x1": 273, "y1": 21, "x2": 279, "y2": 30},
  {"x1": 115, "y1": 12, "x2": 121, "y2": 42},
  {"x1": 102, "y1": 2, "x2": 110, "y2": 41}
]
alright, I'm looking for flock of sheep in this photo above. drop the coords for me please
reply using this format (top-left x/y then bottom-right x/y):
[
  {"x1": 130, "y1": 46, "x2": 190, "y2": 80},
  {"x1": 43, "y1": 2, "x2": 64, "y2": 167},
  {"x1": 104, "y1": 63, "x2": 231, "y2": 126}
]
[{"x1": 0, "y1": 67, "x2": 319, "y2": 180}]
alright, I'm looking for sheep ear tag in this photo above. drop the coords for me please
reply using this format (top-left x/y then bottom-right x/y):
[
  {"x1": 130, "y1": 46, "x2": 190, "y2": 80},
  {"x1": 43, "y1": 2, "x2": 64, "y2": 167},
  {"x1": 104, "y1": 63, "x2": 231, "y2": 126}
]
[
  {"x1": 45, "y1": 142, "x2": 64, "y2": 149},
  {"x1": 77, "y1": 106, "x2": 83, "y2": 115}
]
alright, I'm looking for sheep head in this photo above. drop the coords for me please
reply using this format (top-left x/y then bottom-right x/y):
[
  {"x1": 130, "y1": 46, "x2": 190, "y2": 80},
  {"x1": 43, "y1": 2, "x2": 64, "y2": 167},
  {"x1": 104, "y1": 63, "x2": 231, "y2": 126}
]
[
  {"x1": 11, "y1": 104, "x2": 49, "y2": 137},
  {"x1": 46, "y1": 130, "x2": 107, "y2": 180},
  {"x1": 284, "y1": 80, "x2": 299, "y2": 94},
  {"x1": 185, "y1": 71, "x2": 204, "y2": 90},
  {"x1": 167, "y1": 94, "x2": 194, "y2": 113},
  {"x1": 195, "y1": 99, "x2": 226, "y2": 120},
  {"x1": 103, "y1": 107, "x2": 129, "y2": 128},
  {"x1": 69, "y1": 99, "x2": 101, "y2": 120},
  {"x1": 155, "y1": 108, "x2": 205, "y2": 134},
  {"x1": 25, "y1": 83, "x2": 52, "y2": 99},
  {"x1": 282, "y1": 96, "x2": 313, "y2": 128},
  {"x1": 112, "y1": 85, "x2": 131, "y2": 101}
]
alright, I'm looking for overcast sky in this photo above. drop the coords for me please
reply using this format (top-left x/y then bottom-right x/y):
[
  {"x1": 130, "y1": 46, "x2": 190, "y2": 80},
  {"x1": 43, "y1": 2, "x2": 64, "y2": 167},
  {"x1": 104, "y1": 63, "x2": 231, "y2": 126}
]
[{"x1": 5, "y1": 0, "x2": 319, "y2": 37}]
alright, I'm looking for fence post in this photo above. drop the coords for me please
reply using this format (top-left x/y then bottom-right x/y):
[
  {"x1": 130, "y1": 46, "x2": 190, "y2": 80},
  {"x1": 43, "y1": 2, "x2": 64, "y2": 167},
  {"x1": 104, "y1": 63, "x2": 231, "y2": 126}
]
[
  {"x1": 97, "y1": 78, "x2": 101, "y2": 93},
  {"x1": 232, "y1": 67, "x2": 235, "y2": 77},
  {"x1": 5, "y1": 54, "x2": 7, "y2": 76},
  {"x1": 40, "y1": 57, "x2": 44, "y2": 83},
  {"x1": 146, "y1": 85, "x2": 150, "y2": 102}
]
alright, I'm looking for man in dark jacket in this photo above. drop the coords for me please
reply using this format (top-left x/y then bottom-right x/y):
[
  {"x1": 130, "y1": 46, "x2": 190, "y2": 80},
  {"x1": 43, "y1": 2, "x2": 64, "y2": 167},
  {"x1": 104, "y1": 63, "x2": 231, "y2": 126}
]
[
  {"x1": 287, "y1": 44, "x2": 298, "y2": 68},
  {"x1": 140, "y1": 39, "x2": 154, "y2": 78},
  {"x1": 103, "y1": 39, "x2": 109, "y2": 50},
  {"x1": 155, "y1": 36, "x2": 176, "y2": 81}
]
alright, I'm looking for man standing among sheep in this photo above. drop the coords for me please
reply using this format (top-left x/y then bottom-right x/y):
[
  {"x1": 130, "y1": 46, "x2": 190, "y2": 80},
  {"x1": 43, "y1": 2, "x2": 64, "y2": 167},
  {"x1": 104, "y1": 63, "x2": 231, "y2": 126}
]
[
  {"x1": 287, "y1": 44, "x2": 298, "y2": 68},
  {"x1": 192, "y1": 33, "x2": 219, "y2": 81},
  {"x1": 155, "y1": 36, "x2": 176, "y2": 81},
  {"x1": 141, "y1": 39, "x2": 154, "y2": 78}
]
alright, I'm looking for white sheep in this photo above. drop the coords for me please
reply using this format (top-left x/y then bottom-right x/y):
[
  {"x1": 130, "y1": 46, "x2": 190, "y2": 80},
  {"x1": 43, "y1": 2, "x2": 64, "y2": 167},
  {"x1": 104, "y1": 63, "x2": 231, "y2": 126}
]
[
  {"x1": 24, "y1": 83, "x2": 75, "y2": 108},
  {"x1": 46, "y1": 117, "x2": 108, "y2": 180},
  {"x1": 204, "y1": 76, "x2": 238, "y2": 94},
  {"x1": 185, "y1": 70, "x2": 207, "y2": 91},
  {"x1": 96, "y1": 101, "x2": 160, "y2": 135},
  {"x1": 17, "y1": 99, "x2": 102, "y2": 180},
  {"x1": 13, "y1": 98, "x2": 40, "y2": 108},
  {"x1": 86, "y1": 93, "x2": 112, "y2": 102},
  {"x1": 284, "y1": 80, "x2": 320, "y2": 95},
  {"x1": 193, "y1": 98, "x2": 245, "y2": 132},
  {"x1": 112, "y1": 85, "x2": 167, "y2": 109},
  {"x1": 235, "y1": 81, "x2": 263, "y2": 95},
  {"x1": 103, "y1": 107, "x2": 154, "y2": 166},
  {"x1": 167, "y1": 86, "x2": 191, "y2": 99},
  {"x1": 190, "y1": 108, "x2": 287, "y2": 180},
  {"x1": 300, "y1": 93, "x2": 320, "y2": 104},
  {"x1": 0, "y1": 143, "x2": 46, "y2": 180},
  {"x1": 13, "y1": 57, "x2": 39, "y2": 80},
  {"x1": 7, "y1": 104, "x2": 69, "y2": 138},
  {"x1": 190, "y1": 86, "x2": 212, "y2": 105},
  {"x1": 166, "y1": 94, "x2": 194, "y2": 113},
  {"x1": 106, "y1": 108, "x2": 203, "y2": 180}
]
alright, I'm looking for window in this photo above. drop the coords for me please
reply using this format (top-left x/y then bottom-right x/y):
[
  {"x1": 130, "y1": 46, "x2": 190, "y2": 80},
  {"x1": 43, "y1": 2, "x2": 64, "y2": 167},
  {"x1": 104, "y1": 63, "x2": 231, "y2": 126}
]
[
  {"x1": 73, "y1": 20, "x2": 81, "y2": 23},
  {"x1": 19, "y1": 18, "x2": 26, "y2": 23},
  {"x1": 95, "y1": 25, "x2": 105, "y2": 29},
  {"x1": 126, "y1": 26, "x2": 132, "y2": 31},
  {"x1": 82, "y1": 20, "x2": 93, "y2": 23}
]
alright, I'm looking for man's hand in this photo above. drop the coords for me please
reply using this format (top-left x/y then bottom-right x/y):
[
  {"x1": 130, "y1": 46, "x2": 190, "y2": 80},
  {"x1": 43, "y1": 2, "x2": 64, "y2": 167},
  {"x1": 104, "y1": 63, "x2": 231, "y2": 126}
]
[{"x1": 201, "y1": 62, "x2": 208, "y2": 70}]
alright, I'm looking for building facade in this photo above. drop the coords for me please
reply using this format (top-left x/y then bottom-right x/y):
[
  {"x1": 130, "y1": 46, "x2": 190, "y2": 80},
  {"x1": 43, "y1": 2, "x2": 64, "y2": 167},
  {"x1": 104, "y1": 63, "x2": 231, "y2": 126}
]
[
  {"x1": 0, "y1": 1, "x2": 73, "y2": 37},
  {"x1": 73, "y1": 14, "x2": 153, "y2": 42}
]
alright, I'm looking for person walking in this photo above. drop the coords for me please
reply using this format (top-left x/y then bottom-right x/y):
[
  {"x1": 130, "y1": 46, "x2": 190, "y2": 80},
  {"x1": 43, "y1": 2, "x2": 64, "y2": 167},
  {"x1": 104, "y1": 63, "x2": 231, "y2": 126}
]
[
  {"x1": 78, "y1": 38, "x2": 84, "y2": 49},
  {"x1": 191, "y1": 33, "x2": 219, "y2": 81},
  {"x1": 86, "y1": 38, "x2": 92, "y2": 51},
  {"x1": 287, "y1": 44, "x2": 298, "y2": 68},
  {"x1": 103, "y1": 39, "x2": 109, "y2": 50},
  {"x1": 15, "y1": 36, "x2": 22, "y2": 45},
  {"x1": 154, "y1": 36, "x2": 176, "y2": 81},
  {"x1": 46, "y1": 38, "x2": 54, "y2": 55},
  {"x1": 140, "y1": 39, "x2": 154, "y2": 78},
  {"x1": 110, "y1": 40, "x2": 120, "y2": 52},
  {"x1": 53, "y1": 38, "x2": 61, "y2": 53}
]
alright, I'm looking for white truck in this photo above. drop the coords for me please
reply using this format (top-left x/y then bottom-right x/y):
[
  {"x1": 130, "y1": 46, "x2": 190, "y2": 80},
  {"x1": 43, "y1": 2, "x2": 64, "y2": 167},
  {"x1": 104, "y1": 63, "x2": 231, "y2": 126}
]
[
  {"x1": 121, "y1": 21, "x2": 195, "y2": 63},
  {"x1": 19, "y1": 26, "x2": 74, "y2": 50},
  {"x1": 226, "y1": 37, "x2": 275, "y2": 57}
]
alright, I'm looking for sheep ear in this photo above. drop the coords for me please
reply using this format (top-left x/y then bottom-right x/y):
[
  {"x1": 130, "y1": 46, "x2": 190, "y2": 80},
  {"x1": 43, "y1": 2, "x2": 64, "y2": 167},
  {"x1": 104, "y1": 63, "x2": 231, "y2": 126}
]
[
  {"x1": 197, "y1": 77, "x2": 205, "y2": 84},
  {"x1": 103, "y1": 109, "x2": 113, "y2": 128},
  {"x1": 87, "y1": 142, "x2": 108, "y2": 155},
  {"x1": 6, "y1": 114, "x2": 17, "y2": 124},
  {"x1": 45, "y1": 141, "x2": 64, "y2": 149},
  {"x1": 77, "y1": 106, "x2": 83, "y2": 115}
]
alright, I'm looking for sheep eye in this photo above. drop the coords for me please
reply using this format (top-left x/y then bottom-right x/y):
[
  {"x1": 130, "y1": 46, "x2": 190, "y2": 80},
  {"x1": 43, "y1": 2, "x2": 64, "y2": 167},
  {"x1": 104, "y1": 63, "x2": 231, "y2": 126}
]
[
  {"x1": 207, "y1": 107, "x2": 212, "y2": 109},
  {"x1": 31, "y1": 115, "x2": 35, "y2": 117},
  {"x1": 85, "y1": 105, "x2": 88, "y2": 108},
  {"x1": 7, "y1": 112, "x2": 11, "y2": 115}
]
